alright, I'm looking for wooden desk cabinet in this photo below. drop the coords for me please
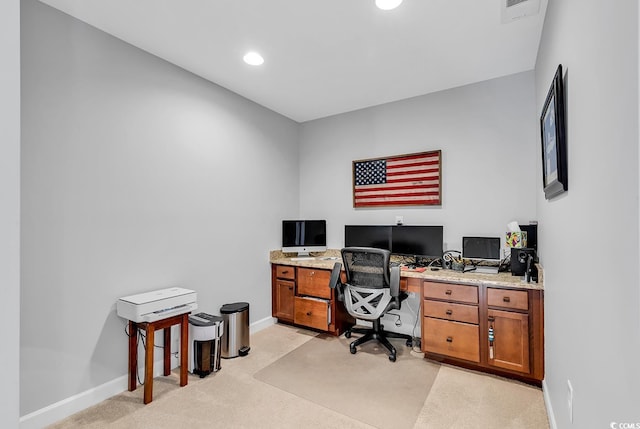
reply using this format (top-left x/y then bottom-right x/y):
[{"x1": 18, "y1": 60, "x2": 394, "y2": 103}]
[
  {"x1": 272, "y1": 264, "x2": 353, "y2": 335},
  {"x1": 422, "y1": 280, "x2": 544, "y2": 385}
]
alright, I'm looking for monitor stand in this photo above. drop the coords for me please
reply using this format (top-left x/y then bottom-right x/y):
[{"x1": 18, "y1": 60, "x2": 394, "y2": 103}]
[
  {"x1": 474, "y1": 266, "x2": 499, "y2": 274},
  {"x1": 290, "y1": 251, "x2": 315, "y2": 261}
]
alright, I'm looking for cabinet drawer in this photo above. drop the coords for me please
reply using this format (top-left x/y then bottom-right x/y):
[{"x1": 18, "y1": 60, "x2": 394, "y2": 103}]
[
  {"x1": 424, "y1": 317, "x2": 480, "y2": 362},
  {"x1": 424, "y1": 282, "x2": 478, "y2": 304},
  {"x1": 297, "y1": 268, "x2": 331, "y2": 299},
  {"x1": 487, "y1": 288, "x2": 528, "y2": 311},
  {"x1": 294, "y1": 297, "x2": 330, "y2": 331},
  {"x1": 275, "y1": 265, "x2": 296, "y2": 280},
  {"x1": 424, "y1": 300, "x2": 478, "y2": 324}
]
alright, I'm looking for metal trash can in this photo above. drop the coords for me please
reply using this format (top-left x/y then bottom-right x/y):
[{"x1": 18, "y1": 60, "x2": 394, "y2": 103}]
[
  {"x1": 188, "y1": 312, "x2": 224, "y2": 377},
  {"x1": 220, "y1": 302, "x2": 250, "y2": 358}
]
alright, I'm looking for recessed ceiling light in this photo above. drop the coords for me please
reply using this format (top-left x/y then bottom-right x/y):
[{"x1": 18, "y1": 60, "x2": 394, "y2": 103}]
[
  {"x1": 375, "y1": 0, "x2": 403, "y2": 10},
  {"x1": 243, "y1": 51, "x2": 264, "y2": 66}
]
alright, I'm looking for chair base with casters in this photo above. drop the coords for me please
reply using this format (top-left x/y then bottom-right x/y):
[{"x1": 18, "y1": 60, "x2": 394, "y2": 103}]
[{"x1": 345, "y1": 318, "x2": 413, "y2": 362}]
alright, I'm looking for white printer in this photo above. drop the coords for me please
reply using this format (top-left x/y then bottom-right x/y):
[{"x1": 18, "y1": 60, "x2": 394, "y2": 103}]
[{"x1": 117, "y1": 287, "x2": 197, "y2": 323}]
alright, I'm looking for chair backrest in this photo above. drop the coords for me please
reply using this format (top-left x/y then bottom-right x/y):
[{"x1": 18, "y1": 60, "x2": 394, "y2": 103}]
[{"x1": 341, "y1": 247, "x2": 391, "y2": 289}]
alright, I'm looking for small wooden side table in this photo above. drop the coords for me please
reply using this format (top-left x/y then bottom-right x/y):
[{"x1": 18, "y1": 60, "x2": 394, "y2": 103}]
[{"x1": 127, "y1": 313, "x2": 189, "y2": 404}]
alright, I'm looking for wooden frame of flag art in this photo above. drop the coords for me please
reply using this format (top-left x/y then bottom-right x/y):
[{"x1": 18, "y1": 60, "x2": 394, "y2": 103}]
[{"x1": 352, "y1": 150, "x2": 442, "y2": 208}]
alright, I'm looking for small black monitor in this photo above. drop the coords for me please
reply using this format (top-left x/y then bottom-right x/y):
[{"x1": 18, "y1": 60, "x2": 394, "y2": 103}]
[
  {"x1": 462, "y1": 237, "x2": 501, "y2": 262},
  {"x1": 344, "y1": 225, "x2": 391, "y2": 250},
  {"x1": 391, "y1": 225, "x2": 444, "y2": 259}
]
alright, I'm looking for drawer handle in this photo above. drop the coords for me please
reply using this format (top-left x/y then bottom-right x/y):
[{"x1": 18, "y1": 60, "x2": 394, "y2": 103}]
[
  {"x1": 310, "y1": 271, "x2": 315, "y2": 276},
  {"x1": 445, "y1": 310, "x2": 453, "y2": 316},
  {"x1": 288, "y1": 286, "x2": 293, "y2": 291},
  {"x1": 445, "y1": 290, "x2": 452, "y2": 296},
  {"x1": 503, "y1": 296, "x2": 511, "y2": 303},
  {"x1": 306, "y1": 311, "x2": 312, "y2": 316},
  {"x1": 282, "y1": 270, "x2": 289, "y2": 274},
  {"x1": 446, "y1": 337, "x2": 453, "y2": 343}
]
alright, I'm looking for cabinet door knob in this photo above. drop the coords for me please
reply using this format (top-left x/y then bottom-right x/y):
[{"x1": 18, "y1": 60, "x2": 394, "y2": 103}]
[
  {"x1": 310, "y1": 271, "x2": 315, "y2": 276},
  {"x1": 445, "y1": 290, "x2": 452, "y2": 296},
  {"x1": 288, "y1": 286, "x2": 293, "y2": 290},
  {"x1": 488, "y1": 316, "x2": 495, "y2": 322},
  {"x1": 306, "y1": 311, "x2": 312, "y2": 316},
  {"x1": 445, "y1": 310, "x2": 453, "y2": 316},
  {"x1": 446, "y1": 337, "x2": 453, "y2": 343},
  {"x1": 503, "y1": 296, "x2": 511, "y2": 303}
]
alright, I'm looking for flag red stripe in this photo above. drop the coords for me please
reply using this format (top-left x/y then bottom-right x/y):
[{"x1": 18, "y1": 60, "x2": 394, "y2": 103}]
[
  {"x1": 355, "y1": 183, "x2": 439, "y2": 192},
  {"x1": 355, "y1": 199, "x2": 441, "y2": 207}
]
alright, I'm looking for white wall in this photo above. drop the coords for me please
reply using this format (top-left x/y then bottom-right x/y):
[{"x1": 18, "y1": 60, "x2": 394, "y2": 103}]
[
  {"x1": 0, "y1": 0, "x2": 21, "y2": 427},
  {"x1": 20, "y1": 0, "x2": 298, "y2": 419},
  {"x1": 299, "y1": 71, "x2": 539, "y2": 253},
  {"x1": 535, "y1": 1, "x2": 640, "y2": 428}
]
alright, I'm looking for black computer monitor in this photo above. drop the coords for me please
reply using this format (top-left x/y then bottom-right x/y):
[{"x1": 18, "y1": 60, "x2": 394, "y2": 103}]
[
  {"x1": 344, "y1": 225, "x2": 391, "y2": 250},
  {"x1": 461, "y1": 236, "x2": 501, "y2": 262},
  {"x1": 391, "y1": 225, "x2": 444, "y2": 261}
]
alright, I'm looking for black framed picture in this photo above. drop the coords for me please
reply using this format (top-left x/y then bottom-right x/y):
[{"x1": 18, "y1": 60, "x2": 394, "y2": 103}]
[{"x1": 540, "y1": 64, "x2": 567, "y2": 200}]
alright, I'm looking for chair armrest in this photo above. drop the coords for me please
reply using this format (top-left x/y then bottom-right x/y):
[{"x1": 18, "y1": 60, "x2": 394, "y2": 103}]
[
  {"x1": 328, "y1": 262, "x2": 344, "y2": 302},
  {"x1": 390, "y1": 265, "x2": 400, "y2": 297}
]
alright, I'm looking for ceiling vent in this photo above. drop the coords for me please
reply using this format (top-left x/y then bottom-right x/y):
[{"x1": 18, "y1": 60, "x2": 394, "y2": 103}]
[{"x1": 501, "y1": 0, "x2": 540, "y2": 23}]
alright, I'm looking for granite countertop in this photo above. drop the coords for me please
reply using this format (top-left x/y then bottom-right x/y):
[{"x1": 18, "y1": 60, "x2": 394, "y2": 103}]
[{"x1": 269, "y1": 249, "x2": 544, "y2": 291}]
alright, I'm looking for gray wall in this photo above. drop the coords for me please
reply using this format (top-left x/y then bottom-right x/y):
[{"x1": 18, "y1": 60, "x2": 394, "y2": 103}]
[
  {"x1": 1, "y1": 0, "x2": 21, "y2": 427},
  {"x1": 298, "y1": 71, "x2": 539, "y2": 336},
  {"x1": 21, "y1": 0, "x2": 298, "y2": 416},
  {"x1": 535, "y1": 1, "x2": 640, "y2": 428},
  {"x1": 299, "y1": 71, "x2": 538, "y2": 254}
]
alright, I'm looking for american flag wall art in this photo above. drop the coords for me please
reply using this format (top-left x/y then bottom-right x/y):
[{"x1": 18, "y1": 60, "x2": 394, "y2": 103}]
[{"x1": 352, "y1": 150, "x2": 441, "y2": 207}]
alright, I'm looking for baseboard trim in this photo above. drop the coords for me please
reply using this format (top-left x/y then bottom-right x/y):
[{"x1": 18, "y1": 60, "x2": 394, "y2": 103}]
[
  {"x1": 20, "y1": 316, "x2": 277, "y2": 428},
  {"x1": 19, "y1": 374, "x2": 128, "y2": 429},
  {"x1": 251, "y1": 316, "x2": 276, "y2": 333},
  {"x1": 542, "y1": 379, "x2": 558, "y2": 429}
]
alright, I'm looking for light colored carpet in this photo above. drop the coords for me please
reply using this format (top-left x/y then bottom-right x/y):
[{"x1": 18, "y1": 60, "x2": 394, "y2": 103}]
[
  {"x1": 48, "y1": 324, "x2": 549, "y2": 429},
  {"x1": 255, "y1": 333, "x2": 439, "y2": 429}
]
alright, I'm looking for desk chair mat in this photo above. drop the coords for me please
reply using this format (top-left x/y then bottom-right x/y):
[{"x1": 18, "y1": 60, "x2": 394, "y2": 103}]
[{"x1": 254, "y1": 334, "x2": 439, "y2": 429}]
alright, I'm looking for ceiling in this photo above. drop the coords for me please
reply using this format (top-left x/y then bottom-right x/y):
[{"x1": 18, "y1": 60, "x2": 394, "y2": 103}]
[{"x1": 38, "y1": 0, "x2": 547, "y2": 123}]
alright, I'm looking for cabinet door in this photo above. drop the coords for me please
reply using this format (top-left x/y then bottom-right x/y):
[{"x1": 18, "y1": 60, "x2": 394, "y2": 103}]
[
  {"x1": 294, "y1": 297, "x2": 329, "y2": 331},
  {"x1": 275, "y1": 279, "x2": 295, "y2": 322},
  {"x1": 297, "y1": 268, "x2": 331, "y2": 299},
  {"x1": 423, "y1": 317, "x2": 480, "y2": 362},
  {"x1": 487, "y1": 309, "x2": 530, "y2": 374}
]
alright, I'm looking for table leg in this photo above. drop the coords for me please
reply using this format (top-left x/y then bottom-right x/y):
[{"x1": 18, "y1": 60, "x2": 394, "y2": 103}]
[
  {"x1": 163, "y1": 327, "x2": 171, "y2": 376},
  {"x1": 144, "y1": 323, "x2": 154, "y2": 404},
  {"x1": 128, "y1": 321, "x2": 138, "y2": 392},
  {"x1": 180, "y1": 313, "x2": 188, "y2": 386}
]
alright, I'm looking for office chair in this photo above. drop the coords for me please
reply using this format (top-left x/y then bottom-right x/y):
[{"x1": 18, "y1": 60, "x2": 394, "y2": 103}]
[{"x1": 329, "y1": 247, "x2": 413, "y2": 362}]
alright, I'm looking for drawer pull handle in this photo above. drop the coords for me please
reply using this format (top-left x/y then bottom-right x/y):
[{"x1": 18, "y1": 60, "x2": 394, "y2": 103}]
[
  {"x1": 288, "y1": 286, "x2": 293, "y2": 290},
  {"x1": 306, "y1": 311, "x2": 312, "y2": 316},
  {"x1": 445, "y1": 310, "x2": 453, "y2": 316},
  {"x1": 282, "y1": 270, "x2": 289, "y2": 274},
  {"x1": 503, "y1": 296, "x2": 511, "y2": 303},
  {"x1": 310, "y1": 271, "x2": 315, "y2": 276},
  {"x1": 445, "y1": 290, "x2": 452, "y2": 296},
  {"x1": 446, "y1": 337, "x2": 453, "y2": 343}
]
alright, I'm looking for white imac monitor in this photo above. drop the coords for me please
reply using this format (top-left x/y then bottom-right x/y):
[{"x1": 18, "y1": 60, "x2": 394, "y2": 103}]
[
  {"x1": 462, "y1": 236, "x2": 501, "y2": 274},
  {"x1": 282, "y1": 220, "x2": 327, "y2": 257}
]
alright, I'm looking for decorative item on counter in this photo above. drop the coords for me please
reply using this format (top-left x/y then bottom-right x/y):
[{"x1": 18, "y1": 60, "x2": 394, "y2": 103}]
[
  {"x1": 442, "y1": 250, "x2": 464, "y2": 271},
  {"x1": 505, "y1": 221, "x2": 527, "y2": 248}
]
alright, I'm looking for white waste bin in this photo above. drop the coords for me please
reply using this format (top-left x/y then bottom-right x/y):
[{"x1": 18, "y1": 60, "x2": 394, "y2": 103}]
[{"x1": 188, "y1": 312, "x2": 224, "y2": 377}]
